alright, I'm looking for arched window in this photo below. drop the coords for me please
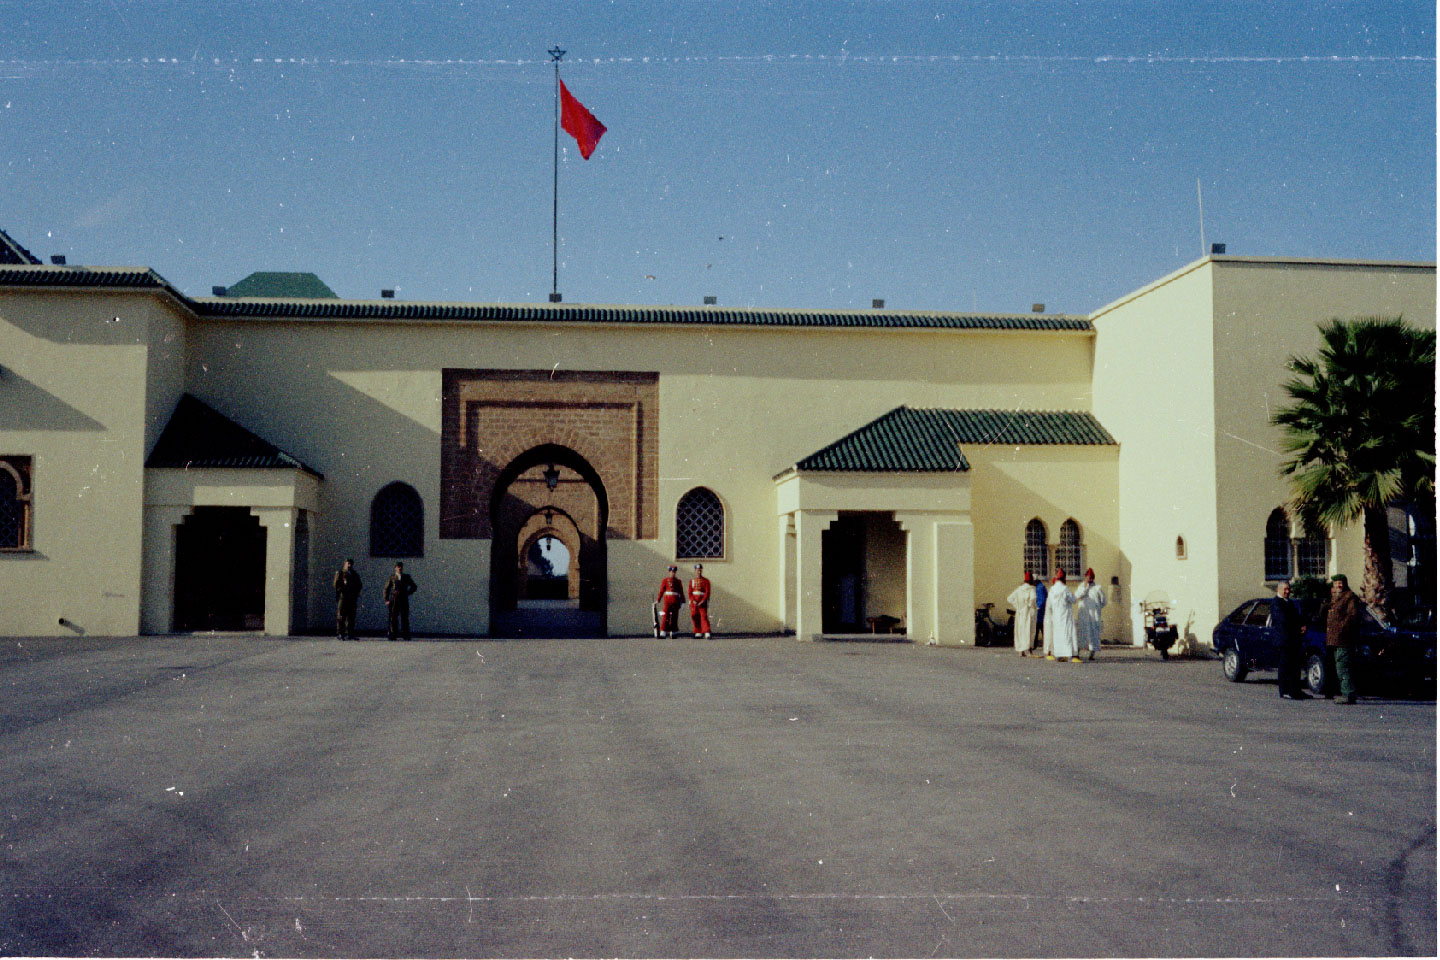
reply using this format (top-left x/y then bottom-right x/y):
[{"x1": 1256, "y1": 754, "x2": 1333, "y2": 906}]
[
  {"x1": 1023, "y1": 519, "x2": 1048, "y2": 580},
  {"x1": 676, "y1": 487, "x2": 724, "y2": 559},
  {"x1": 1176, "y1": 535, "x2": 1187, "y2": 560},
  {"x1": 1264, "y1": 508, "x2": 1292, "y2": 580},
  {"x1": 1056, "y1": 519, "x2": 1083, "y2": 577},
  {"x1": 0, "y1": 457, "x2": 33, "y2": 551},
  {"x1": 1295, "y1": 524, "x2": 1329, "y2": 578},
  {"x1": 371, "y1": 482, "x2": 423, "y2": 557}
]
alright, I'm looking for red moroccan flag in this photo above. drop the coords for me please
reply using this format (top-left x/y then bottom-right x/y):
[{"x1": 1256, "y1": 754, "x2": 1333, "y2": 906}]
[{"x1": 559, "y1": 79, "x2": 607, "y2": 159}]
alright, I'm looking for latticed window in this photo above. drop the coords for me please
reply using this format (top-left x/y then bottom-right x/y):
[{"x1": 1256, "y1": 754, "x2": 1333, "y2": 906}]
[
  {"x1": 1023, "y1": 519, "x2": 1048, "y2": 580},
  {"x1": 1264, "y1": 508, "x2": 1292, "y2": 580},
  {"x1": 1295, "y1": 528, "x2": 1329, "y2": 578},
  {"x1": 371, "y1": 482, "x2": 423, "y2": 557},
  {"x1": 0, "y1": 457, "x2": 33, "y2": 550},
  {"x1": 1056, "y1": 519, "x2": 1083, "y2": 577},
  {"x1": 676, "y1": 487, "x2": 724, "y2": 559}
]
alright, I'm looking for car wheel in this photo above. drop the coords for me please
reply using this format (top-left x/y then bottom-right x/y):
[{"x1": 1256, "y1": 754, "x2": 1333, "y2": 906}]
[
  {"x1": 1222, "y1": 648, "x2": 1248, "y2": 683},
  {"x1": 1304, "y1": 653, "x2": 1328, "y2": 697}
]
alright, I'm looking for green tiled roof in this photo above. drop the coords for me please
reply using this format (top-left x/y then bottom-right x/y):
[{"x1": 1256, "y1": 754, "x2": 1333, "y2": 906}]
[
  {"x1": 784, "y1": 406, "x2": 1116, "y2": 475},
  {"x1": 0, "y1": 228, "x2": 41, "y2": 265},
  {"x1": 222, "y1": 271, "x2": 338, "y2": 298},
  {"x1": 147, "y1": 394, "x2": 322, "y2": 477},
  {"x1": 189, "y1": 298, "x2": 1091, "y2": 330},
  {"x1": 0, "y1": 260, "x2": 1093, "y2": 331},
  {"x1": 0, "y1": 265, "x2": 167, "y2": 288}
]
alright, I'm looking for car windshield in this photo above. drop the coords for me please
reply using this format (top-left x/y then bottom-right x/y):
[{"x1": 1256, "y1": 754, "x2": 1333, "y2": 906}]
[{"x1": 1373, "y1": 605, "x2": 1436, "y2": 632}]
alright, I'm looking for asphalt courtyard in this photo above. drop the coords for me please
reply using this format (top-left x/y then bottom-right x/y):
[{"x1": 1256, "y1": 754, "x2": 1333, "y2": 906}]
[{"x1": 0, "y1": 635, "x2": 1433, "y2": 958}]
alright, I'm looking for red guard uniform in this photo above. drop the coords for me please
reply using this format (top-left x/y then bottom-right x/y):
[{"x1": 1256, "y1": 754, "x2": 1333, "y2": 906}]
[
  {"x1": 657, "y1": 573, "x2": 684, "y2": 637},
  {"x1": 688, "y1": 570, "x2": 712, "y2": 638}
]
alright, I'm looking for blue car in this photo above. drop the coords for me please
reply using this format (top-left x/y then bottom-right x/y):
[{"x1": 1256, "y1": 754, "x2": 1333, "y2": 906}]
[{"x1": 1213, "y1": 598, "x2": 1436, "y2": 697}]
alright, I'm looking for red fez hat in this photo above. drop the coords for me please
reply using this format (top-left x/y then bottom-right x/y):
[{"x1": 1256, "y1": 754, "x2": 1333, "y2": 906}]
[
  {"x1": 1054, "y1": 567, "x2": 1065, "y2": 581},
  {"x1": 1085, "y1": 567, "x2": 1095, "y2": 578},
  {"x1": 1023, "y1": 571, "x2": 1032, "y2": 583}
]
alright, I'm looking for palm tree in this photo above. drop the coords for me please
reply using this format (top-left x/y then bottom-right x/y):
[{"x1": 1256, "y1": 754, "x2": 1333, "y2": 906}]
[{"x1": 1272, "y1": 318, "x2": 1436, "y2": 612}]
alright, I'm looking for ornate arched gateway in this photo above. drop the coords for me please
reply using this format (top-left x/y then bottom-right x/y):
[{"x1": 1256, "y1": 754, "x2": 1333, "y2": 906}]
[
  {"x1": 439, "y1": 369, "x2": 659, "y2": 637},
  {"x1": 489, "y1": 446, "x2": 608, "y2": 637}
]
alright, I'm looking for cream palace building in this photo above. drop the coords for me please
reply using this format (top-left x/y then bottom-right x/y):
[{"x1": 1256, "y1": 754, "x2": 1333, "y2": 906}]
[{"x1": 1, "y1": 226, "x2": 1433, "y2": 644}]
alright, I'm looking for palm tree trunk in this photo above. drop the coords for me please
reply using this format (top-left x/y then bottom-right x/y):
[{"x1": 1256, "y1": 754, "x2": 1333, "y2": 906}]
[{"x1": 1361, "y1": 506, "x2": 1393, "y2": 614}]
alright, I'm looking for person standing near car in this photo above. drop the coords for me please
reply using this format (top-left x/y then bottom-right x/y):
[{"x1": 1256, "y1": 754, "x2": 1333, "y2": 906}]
[
  {"x1": 1007, "y1": 572, "x2": 1038, "y2": 657},
  {"x1": 1272, "y1": 580, "x2": 1309, "y2": 699},
  {"x1": 1323, "y1": 574, "x2": 1362, "y2": 704}
]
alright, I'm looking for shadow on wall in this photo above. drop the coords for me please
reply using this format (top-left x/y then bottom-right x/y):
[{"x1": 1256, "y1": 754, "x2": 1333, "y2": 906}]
[{"x1": 0, "y1": 369, "x2": 105, "y2": 431}]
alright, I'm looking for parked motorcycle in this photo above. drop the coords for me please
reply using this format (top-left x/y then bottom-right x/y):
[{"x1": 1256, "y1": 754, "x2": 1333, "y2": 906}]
[
  {"x1": 1141, "y1": 591, "x2": 1179, "y2": 658},
  {"x1": 975, "y1": 603, "x2": 1015, "y2": 647}
]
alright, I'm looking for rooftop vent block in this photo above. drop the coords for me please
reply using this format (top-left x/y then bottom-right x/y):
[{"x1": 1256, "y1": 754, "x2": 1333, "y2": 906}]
[
  {"x1": 872, "y1": 298, "x2": 885, "y2": 309},
  {"x1": 1032, "y1": 303, "x2": 1045, "y2": 313},
  {"x1": 50, "y1": 255, "x2": 66, "y2": 265},
  {"x1": 549, "y1": 292, "x2": 563, "y2": 303},
  {"x1": 212, "y1": 286, "x2": 227, "y2": 297},
  {"x1": 1211, "y1": 243, "x2": 1226, "y2": 255},
  {"x1": 381, "y1": 289, "x2": 395, "y2": 299},
  {"x1": 703, "y1": 295, "x2": 717, "y2": 305}
]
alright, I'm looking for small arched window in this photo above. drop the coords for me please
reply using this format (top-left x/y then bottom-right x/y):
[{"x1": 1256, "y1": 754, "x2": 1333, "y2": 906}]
[
  {"x1": 1175, "y1": 535, "x2": 1187, "y2": 560},
  {"x1": 1295, "y1": 524, "x2": 1329, "y2": 578},
  {"x1": 1264, "y1": 508, "x2": 1292, "y2": 580},
  {"x1": 371, "y1": 482, "x2": 424, "y2": 557},
  {"x1": 676, "y1": 487, "x2": 724, "y2": 559},
  {"x1": 0, "y1": 457, "x2": 33, "y2": 551},
  {"x1": 1023, "y1": 519, "x2": 1048, "y2": 581},
  {"x1": 1056, "y1": 519, "x2": 1083, "y2": 577}
]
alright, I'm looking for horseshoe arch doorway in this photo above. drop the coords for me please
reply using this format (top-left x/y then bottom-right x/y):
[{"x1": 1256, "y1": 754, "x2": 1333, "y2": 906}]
[{"x1": 489, "y1": 444, "x2": 608, "y2": 637}]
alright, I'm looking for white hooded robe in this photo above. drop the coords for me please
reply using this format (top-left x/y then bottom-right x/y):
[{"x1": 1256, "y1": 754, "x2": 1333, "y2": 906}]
[
  {"x1": 1074, "y1": 580, "x2": 1106, "y2": 653},
  {"x1": 1044, "y1": 582, "x2": 1079, "y2": 658},
  {"x1": 1006, "y1": 582, "x2": 1038, "y2": 653}
]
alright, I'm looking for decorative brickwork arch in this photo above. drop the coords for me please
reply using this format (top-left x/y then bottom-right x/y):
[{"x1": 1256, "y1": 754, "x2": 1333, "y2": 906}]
[
  {"x1": 440, "y1": 369, "x2": 657, "y2": 541},
  {"x1": 489, "y1": 444, "x2": 609, "y2": 637}
]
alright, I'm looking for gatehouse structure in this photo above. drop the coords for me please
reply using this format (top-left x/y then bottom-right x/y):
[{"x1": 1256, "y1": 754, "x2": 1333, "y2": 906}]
[{"x1": 1, "y1": 225, "x2": 1433, "y2": 644}]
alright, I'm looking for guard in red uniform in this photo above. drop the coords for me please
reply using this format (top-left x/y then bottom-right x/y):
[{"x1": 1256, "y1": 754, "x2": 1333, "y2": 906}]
[
  {"x1": 689, "y1": 563, "x2": 712, "y2": 639},
  {"x1": 656, "y1": 565, "x2": 684, "y2": 638}
]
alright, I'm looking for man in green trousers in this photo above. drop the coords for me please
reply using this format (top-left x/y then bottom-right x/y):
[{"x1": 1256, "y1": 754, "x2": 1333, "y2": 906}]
[{"x1": 1324, "y1": 574, "x2": 1362, "y2": 705}]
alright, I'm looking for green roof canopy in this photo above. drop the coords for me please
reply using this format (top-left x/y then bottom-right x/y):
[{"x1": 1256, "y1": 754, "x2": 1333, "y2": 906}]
[
  {"x1": 785, "y1": 406, "x2": 1117, "y2": 475},
  {"x1": 147, "y1": 394, "x2": 322, "y2": 477}
]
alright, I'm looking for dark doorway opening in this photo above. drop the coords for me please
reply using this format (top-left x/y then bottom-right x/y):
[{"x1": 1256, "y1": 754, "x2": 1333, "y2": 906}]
[
  {"x1": 489, "y1": 445, "x2": 608, "y2": 638},
  {"x1": 822, "y1": 512, "x2": 907, "y2": 634},
  {"x1": 174, "y1": 507, "x2": 266, "y2": 631}
]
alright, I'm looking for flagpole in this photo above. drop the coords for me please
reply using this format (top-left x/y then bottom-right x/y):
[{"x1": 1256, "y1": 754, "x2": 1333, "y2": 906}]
[{"x1": 549, "y1": 45, "x2": 565, "y2": 303}]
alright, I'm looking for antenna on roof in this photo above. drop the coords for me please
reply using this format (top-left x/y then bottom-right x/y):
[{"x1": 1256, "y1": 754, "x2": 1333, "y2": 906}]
[{"x1": 1196, "y1": 178, "x2": 1206, "y2": 259}]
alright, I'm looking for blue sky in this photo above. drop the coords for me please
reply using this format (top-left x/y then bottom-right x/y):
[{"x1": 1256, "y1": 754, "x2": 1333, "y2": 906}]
[{"x1": 1, "y1": 0, "x2": 1433, "y2": 313}]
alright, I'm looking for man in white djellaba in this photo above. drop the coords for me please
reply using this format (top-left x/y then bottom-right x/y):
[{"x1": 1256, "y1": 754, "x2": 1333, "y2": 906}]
[
  {"x1": 1074, "y1": 567, "x2": 1107, "y2": 660},
  {"x1": 1043, "y1": 567, "x2": 1079, "y2": 662},
  {"x1": 1006, "y1": 572, "x2": 1039, "y2": 657}
]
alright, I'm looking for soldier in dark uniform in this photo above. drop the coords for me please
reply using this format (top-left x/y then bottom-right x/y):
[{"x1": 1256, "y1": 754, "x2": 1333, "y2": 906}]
[
  {"x1": 383, "y1": 562, "x2": 418, "y2": 641},
  {"x1": 1272, "y1": 580, "x2": 1309, "y2": 699},
  {"x1": 333, "y1": 558, "x2": 363, "y2": 640}
]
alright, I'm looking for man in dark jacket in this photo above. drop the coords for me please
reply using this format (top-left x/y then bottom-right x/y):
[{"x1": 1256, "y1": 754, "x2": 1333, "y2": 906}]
[
  {"x1": 1271, "y1": 580, "x2": 1309, "y2": 699},
  {"x1": 333, "y1": 558, "x2": 363, "y2": 641},
  {"x1": 383, "y1": 562, "x2": 418, "y2": 641},
  {"x1": 1323, "y1": 574, "x2": 1362, "y2": 704}
]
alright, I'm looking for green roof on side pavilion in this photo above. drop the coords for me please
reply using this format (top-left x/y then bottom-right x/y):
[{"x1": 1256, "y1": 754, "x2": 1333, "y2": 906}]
[{"x1": 780, "y1": 406, "x2": 1116, "y2": 476}]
